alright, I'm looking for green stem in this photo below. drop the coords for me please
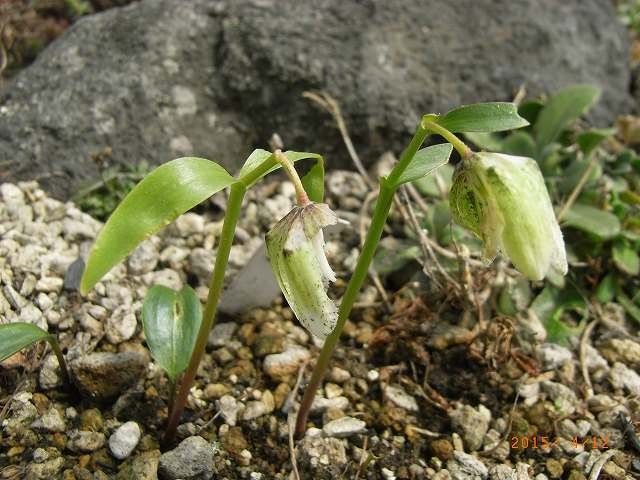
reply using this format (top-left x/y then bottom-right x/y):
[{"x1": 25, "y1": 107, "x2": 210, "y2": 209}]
[
  {"x1": 46, "y1": 336, "x2": 71, "y2": 389},
  {"x1": 164, "y1": 181, "x2": 247, "y2": 444},
  {"x1": 294, "y1": 123, "x2": 431, "y2": 439},
  {"x1": 421, "y1": 117, "x2": 472, "y2": 159}
]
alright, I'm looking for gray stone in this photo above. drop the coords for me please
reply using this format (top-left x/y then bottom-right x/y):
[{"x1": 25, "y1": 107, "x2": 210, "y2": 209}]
[
  {"x1": 298, "y1": 435, "x2": 347, "y2": 473},
  {"x1": 218, "y1": 245, "x2": 281, "y2": 315},
  {"x1": 31, "y1": 407, "x2": 66, "y2": 433},
  {"x1": 1, "y1": 392, "x2": 38, "y2": 436},
  {"x1": 158, "y1": 436, "x2": 217, "y2": 480},
  {"x1": 541, "y1": 381, "x2": 578, "y2": 415},
  {"x1": 70, "y1": 352, "x2": 147, "y2": 401},
  {"x1": 38, "y1": 353, "x2": 62, "y2": 390},
  {"x1": 488, "y1": 465, "x2": 517, "y2": 480},
  {"x1": 108, "y1": 421, "x2": 141, "y2": 460},
  {"x1": 263, "y1": 345, "x2": 311, "y2": 380},
  {"x1": 105, "y1": 305, "x2": 137, "y2": 344},
  {"x1": 115, "y1": 449, "x2": 160, "y2": 480},
  {"x1": 449, "y1": 404, "x2": 492, "y2": 451},
  {"x1": 609, "y1": 362, "x2": 640, "y2": 395},
  {"x1": 384, "y1": 385, "x2": 419, "y2": 412},
  {"x1": 67, "y1": 430, "x2": 106, "y2": 453},
  {"x1": 537, "y1": 343, "x2": 573, "y2": 369},
  {"x1": 242, "y1": 391, "x2": 275, "y2": 421},
  {"x1": 127, "y1": 239, "x2": 159, "y2": 275},
  {"x1": 208, "y1": 321, "x2": 238, "y2": 348},
  {"x1": 0, "y1": 0, "x2": 630, "y2": 200},
  {"x1": 217, "y1": 395, "x2": 241, "y2": 427},
  {"x1": 26, "y1": 456, "x2": 65, "y2": 480},
  {"x1": 322, "y1": 416, "x2": 366, "y2": 438},
  {"x1": 447, "y1": 451, "x2": 488, "y2": 480},
  {"x1": 310, "y1": 395, "x2": 350, "y2": 414}
]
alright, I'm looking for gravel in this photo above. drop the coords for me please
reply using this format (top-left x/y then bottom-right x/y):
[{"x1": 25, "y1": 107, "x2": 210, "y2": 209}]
[
  {"x1": 322, "y1": 416, "x2": 366, "y2": 438},
  {"x1": 158, "y1": 436, "x2": 217, "y2": 480},
  {"x1": 108, "y1": 421, "x2": 142, "y2": 460}
]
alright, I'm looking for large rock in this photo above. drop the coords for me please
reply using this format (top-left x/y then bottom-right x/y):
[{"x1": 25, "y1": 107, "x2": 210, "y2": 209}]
[
  {"x1": 0, "y1": 0, "x2": 630, "y2": 199},
  {"x1": 70, "y1": 351, "x2": 147, "y2": 401}
]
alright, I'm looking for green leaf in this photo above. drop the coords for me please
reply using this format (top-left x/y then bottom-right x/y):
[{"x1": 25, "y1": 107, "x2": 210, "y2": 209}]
[
  {"x1": 393, "y1": 144, "x2": 453, "y2": 187},
  {"x1": 500, "y1": 131, "x2": 537, "y2": 157},
  {"x1": 81, "y1": 158, "x2": 234, "y2": 294},
  {"x1": 434, "y1": 102, "x2": 529, "y2": 133},
  {"x1": 237, "y1": 150, "x2": 323, "y2": 189},
  {"x1": 530, "y1": 285, "x2": 586, "y2": 345},
  {"x1": 612, "y1": 240, "x2": 640, "y2": 276},
  {"x1": 237, "y1": 149, "x2": 272, "y2": 180},
  {"x1": 577, "y1": 128, "x2": 615, "y2": 156},
  {"x1": 0, "y1": 323, "x2": 51, "y2": 362},
  {"x1": 534, "y1": 85, "x2": 601, "y2": 150},
  {"x1": 562, "y1": 204, "x2": 621, "y2": 241},
  {"x1": 142, "y1": 285, "x2": 202, "y2": 381},
  {"x1": 595, "y1": 274, "x2": 617, "y2": 303},
  {"x1": 301, "y1": 156, "x2": 325, "y2": 202}
]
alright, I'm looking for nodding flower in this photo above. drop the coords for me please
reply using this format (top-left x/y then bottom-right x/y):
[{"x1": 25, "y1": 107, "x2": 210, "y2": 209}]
[
  {"x1": 449, "y1": 151, "x2": 567, "y2": 281},
  {"x1": 265, "y1": 202, "x2": 341, "y2": 340}
]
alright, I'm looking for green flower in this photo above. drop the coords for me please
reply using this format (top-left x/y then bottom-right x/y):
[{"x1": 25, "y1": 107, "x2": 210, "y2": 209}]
[
  {"x1": 450, "y1": 152, "x2": 567, "y2": 281},
  {"x1": 266, "y1": 202, "x2": 340, "y2": 339}
]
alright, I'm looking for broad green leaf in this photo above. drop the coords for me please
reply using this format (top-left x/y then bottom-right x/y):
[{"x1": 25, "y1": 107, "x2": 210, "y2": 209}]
[
  {"x1": 534, "y1": 85, "x2": 601, "y2": 150},
  {"x1": 0, "y1": 323, "x2": 51, "y2": 362},
  {"x1": 301, "y1": 158, "x2": 325, "y2": 202},
  {"x1": 577, "y1": 128, "x2": 615, "y2": 156},
  {"x1": 81, "y1": 158, "x2": 234, "y2": 294},
  {"x1": 562, "y1": 204, "x2": 621, "y2": 241},
  {"x1": 142, "y1": 285, "x2": 202, "y2": 381},
  {"x1": 237, "y1": 149, "x2": 272, "y2": 180},
  {"x1": 393, "y1": 144, "x2": 452, "y2": 187},
  {"x1": 434, "y1": 102, "x2": 529, "y2": 133},
  {"x1": 612, "y1": 240, "x2": 640, "y2": 276}
]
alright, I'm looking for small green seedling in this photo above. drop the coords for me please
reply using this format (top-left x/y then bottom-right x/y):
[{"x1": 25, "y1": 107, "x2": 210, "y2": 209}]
[
  {"x1": 80, "y1": 148, "x2": 327, "y2": 443},
  {"x1": 0, "y1": 322, "x2": 70, "y2": 388},
  {"x1": 142, "y1": 284, "x2": 202, "y2": 412}
]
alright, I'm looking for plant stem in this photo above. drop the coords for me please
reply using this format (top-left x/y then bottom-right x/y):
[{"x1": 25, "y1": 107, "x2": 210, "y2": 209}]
[
  {"x1": 164, "y1": 181, "x2": 247, "y2": 444},
  {"x1": 421, "y1": 117, "x2": 473, "y2": 159},
  {"x1": 168, "y1": 378, "x2": 176, "y2": 414},
  {"x1": 294, "y1": 123, "x2": 431, "y2": 439},
  {"x1": 274, "y1": 150, "x2": 310, "y2": 206},
  {"x1": 46, "y1": 336, "x2": 71, "y2": 389}
]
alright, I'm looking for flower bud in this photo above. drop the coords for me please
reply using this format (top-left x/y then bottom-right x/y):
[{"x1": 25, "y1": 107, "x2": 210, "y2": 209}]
[
  {"x1": 266, "y1": 202, "x2": 340, "y2": 339},
  {"x1": 449, "y1": 152, "x2": 567, "y2": 281}
]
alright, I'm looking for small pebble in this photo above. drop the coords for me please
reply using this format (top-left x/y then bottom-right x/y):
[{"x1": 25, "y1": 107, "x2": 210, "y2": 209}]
[
  {"x1": 108, "y1": 421, "x2": 141, "y2": 460},
  {"x1": 322, "y1": 416, "x2": 366, "y2": 438}
]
